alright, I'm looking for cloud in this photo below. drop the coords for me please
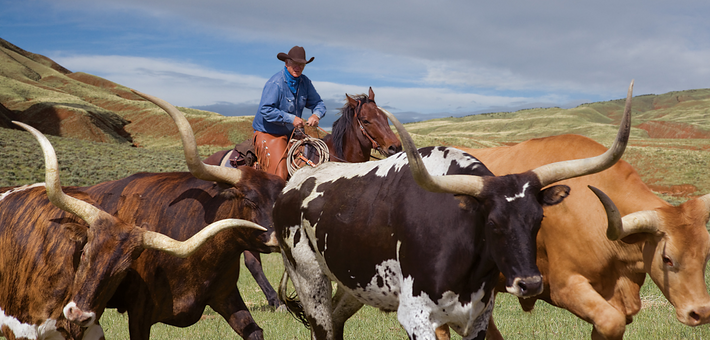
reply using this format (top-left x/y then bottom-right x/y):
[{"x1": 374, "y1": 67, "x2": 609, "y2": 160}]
[
  {"x1": 24, "y1": 0, "x2": 710, "y2": 120},
  {"x1": 53, "y1": 54, "x2": 267, "y2": 107},
  {"x1": 52, "y1": 53, "x2": 569, "y2": 118}
]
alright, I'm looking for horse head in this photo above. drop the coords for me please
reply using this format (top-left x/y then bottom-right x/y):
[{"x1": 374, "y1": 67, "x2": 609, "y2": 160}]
[{"x1": 333, "y1": 87, "x2": 402, "y2": 161}]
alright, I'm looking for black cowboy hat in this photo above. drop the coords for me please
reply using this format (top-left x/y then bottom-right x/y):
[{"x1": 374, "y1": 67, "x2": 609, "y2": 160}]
[{"x1": 277, "y1": 46, "x2": 314, "y2": 64}]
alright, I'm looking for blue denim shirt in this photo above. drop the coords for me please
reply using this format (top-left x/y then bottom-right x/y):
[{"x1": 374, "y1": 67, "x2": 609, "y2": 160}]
[{"x1": 252, "y1": 68, "x2": 326, "y2": 136}]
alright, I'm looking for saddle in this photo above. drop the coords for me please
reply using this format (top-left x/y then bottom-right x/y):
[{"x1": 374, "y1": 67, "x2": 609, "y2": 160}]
[{"x1": 220, "y1": 139, "x2": 258, "y2": 168}]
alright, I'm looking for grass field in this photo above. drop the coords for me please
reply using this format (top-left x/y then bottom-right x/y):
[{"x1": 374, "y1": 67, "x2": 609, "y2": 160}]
[{"x1": 95, "y1": 253, "x2": 710, "y2": 339}]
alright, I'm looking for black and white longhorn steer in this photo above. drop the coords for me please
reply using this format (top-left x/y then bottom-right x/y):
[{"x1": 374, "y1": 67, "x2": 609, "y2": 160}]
[{"x1": 273, "y1": 103, "x2": 631, "y2": 340}]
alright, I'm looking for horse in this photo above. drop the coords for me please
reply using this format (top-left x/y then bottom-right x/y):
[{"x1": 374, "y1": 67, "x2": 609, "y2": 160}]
[
  {"x1": 202, "y1": 87, "x2": 402, "y2": 310},
  {"x1": 204, "y1": 87, "x2": 402, "y2": 167}
]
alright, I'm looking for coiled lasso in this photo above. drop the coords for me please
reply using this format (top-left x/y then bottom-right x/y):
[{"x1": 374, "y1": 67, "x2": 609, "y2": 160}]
[{"x1": 287, "y1": 135, "x2": 330, "y2": 177}]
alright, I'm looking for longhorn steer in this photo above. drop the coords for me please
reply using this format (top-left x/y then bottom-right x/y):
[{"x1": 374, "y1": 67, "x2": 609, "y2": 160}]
[
  {"x1": 0, "y1": 122, "x2": 262, "y2": 340},
  {"x1": 455, "y1": 99, "x2": 710, "y2": 339},
  {"x1": 74, "y1": 91, "x2": 285, "y2": 340},
  {"x1": 273, "y1": 82, "x2": 633, "y2": 340}
]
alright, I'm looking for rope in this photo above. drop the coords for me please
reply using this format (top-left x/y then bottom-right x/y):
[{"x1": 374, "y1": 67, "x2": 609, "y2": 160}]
[{"x1": 287, "y1": 134, "x2": 330, "y2": 176}]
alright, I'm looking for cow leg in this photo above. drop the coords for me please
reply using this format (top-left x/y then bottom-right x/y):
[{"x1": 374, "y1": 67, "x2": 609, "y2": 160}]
[
  {"x1": 552, "y1": 275, "x2": 627, "y2": 340},
  {"x1": 284, "y1": 261, "x2": 335, "y2": 339},
  {"x1": 397, "y1": 303, "x2": 438, "y2": 340},
  {"x1": 243, "y1": 251, "x2": 281, "y2": 308},
  {"x1": 127, "y1": 314, "x2": 153, "y2": 340},
  {"x1": 282, "y1": 228, "x2": 337, "y2": 340},
  {"x1": 331, "y1": 284, "x2": 364, "y2": 338},
  {"x1": 211, "y1": 288, "x2": 264, "y2": 340},
  {"x1": 484, "y1": 315, "x2": 504, "y2": 340}
]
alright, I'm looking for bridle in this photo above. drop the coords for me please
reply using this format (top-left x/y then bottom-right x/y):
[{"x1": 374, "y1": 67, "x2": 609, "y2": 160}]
[{"x1": 353, "y1": 101, "x2": 387, "y2": 159}]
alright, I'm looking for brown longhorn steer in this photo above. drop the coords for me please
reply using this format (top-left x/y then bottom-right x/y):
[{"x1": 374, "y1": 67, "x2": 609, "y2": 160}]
[
  {"x1": 0, "y1": 122, "x2": 262, "y2": 340},
  {"x1": 74, "y1": 91, "x2": 283, "y2": 340},
  {"x1": 453, "y1": 95, "x2": 710, "y2": 339}
]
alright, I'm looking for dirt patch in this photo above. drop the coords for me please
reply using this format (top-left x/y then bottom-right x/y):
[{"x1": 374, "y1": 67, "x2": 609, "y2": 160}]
[
  {"x1": 636, "y1": 121, "x2": 710, "y2": 139},
  {"x1": 646, "y1": 183, "x2": 698, "y2": 197}
]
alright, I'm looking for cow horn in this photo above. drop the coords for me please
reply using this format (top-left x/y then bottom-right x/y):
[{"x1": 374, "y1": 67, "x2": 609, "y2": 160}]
[
  {"x1": 607, "y1": 210, "x2": 661, "y2": 241},
  {"x1": 590, "y1": 185, "x2": 660, "y2": 241},
  {"x1": 131, "y1": 90, "x2": 243, "y2": 186},
  {"x1": 377, "y1": 107, "x2": 486, "y2": 197},
  {"x1": 141, "y1": 218, "x2": 267, "y2": 258},
  {"x1": 587, "y1": 186, "x2": 624, "y2": 240},
  {"x1": 612, "y1": 192, "x2": 710, "y2": 241},
  {"x1": 13, "y1": 121, "x2": 110, "y2": 226},
  {"x1": 532, "y1": 80, "x2": 634, "y2": 187},
  {"x1": 699, "y1": 194, "x2": 710, "y2": 219}
]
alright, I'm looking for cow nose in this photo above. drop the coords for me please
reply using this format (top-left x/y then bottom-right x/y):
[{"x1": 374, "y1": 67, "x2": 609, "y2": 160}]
[
  {"x1": 507, "y1": 276, "x2": 543, "y2": 297},
  {"x1": 683, "y1": 305, "x2": 710, "y2": 326},
  {"x1": 63, "y1": 301, "x2": 96, "y2": 327}
]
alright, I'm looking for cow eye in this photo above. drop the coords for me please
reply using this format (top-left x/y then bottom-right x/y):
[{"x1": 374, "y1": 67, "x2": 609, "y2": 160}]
[{"x1": 662, "y1": 255, "x2": 674, "y2": 267}]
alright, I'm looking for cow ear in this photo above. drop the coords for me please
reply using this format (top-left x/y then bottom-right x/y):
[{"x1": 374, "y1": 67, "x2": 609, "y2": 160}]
[
  {"x1": 63, "y1": 222, "x2": 88, "y2": 243},
  {"x1": 538, "y1": 185, "x2": 570, "y2": 207}
]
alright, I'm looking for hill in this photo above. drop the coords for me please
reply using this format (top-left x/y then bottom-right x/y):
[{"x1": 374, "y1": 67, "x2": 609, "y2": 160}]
[
  {"x1": 2, "y1": 37, "x2": 710, "y2": 198},
  {"x1": 0, "y1": 37, "x2": 253, "y2": 149},
  {"x1": 403, "y1": 89, "x2": 710, "y2": 146}
]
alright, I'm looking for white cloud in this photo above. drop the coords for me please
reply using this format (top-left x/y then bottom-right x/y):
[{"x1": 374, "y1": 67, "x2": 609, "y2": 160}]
[
  {"x1": 34, "y1": 0, "x2": 710, "y2": 116},
  {"x1": 52, "y1": 54, "x2": 267, "y2": 107},
  {"x1": 52, "y1": 53, "x2": 560, "y2": 116}
]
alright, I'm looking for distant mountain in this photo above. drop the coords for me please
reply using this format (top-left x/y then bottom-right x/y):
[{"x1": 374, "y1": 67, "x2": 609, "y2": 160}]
[
  {"x1": 404, "y1": 88, "x2": 710, "y2": 142},
  {"x1": 0, "y1": 37, "x2": 253, "y2": 149}
]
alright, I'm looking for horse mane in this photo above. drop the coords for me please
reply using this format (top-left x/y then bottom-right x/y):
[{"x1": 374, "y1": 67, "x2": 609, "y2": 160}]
[{"x1": 331, "y1": 94, "x2": 372, "y2": 159}]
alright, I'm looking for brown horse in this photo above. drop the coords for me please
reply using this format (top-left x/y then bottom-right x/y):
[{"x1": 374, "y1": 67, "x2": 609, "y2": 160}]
[
  {"x1": 204, "y1": 87, "x2": 401, "y2": 167},
  {"x1": 323, "y1": 87, "x2": 402, "y2": 162},
  {"x1": 203, "y1": 87, "x2": 402, "y2": 310}
]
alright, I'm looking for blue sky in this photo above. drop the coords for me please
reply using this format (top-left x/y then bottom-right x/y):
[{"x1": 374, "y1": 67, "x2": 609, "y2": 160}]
[{"x1": 2, "y1": 0, "x2": 710, "y2": 126}]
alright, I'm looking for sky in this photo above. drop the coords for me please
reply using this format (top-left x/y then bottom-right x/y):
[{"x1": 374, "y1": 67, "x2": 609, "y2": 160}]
[{"x1": 2, "y1": 0, "x2": 709, "y2": 127}]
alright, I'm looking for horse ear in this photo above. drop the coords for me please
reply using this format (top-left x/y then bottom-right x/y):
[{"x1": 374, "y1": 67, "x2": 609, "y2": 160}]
[
  {"x1": 346, "y1": 94, "x2": 358, "y2": 108},
  {"x1": 368, "y1": 87, "x2": 375, "y2": 101}
]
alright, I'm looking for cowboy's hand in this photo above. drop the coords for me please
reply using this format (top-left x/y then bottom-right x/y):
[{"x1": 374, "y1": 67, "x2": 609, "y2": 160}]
[
  {"x1": 306, "y1": 114, "x2": 320, "y2": 127},
  {"x1": 293, "y1": 116, "x2": 305, "y2": 129}
]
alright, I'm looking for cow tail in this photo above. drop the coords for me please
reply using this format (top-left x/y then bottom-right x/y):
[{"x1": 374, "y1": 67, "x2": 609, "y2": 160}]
[{"x1": 277, "y1": 269, "x2": 311, "y2": 329}]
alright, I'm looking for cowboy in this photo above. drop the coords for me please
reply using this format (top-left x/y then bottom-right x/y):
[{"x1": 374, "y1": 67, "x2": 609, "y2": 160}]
[{"x1": 252, "y1": 46, "x2": 326, "y2": 180}]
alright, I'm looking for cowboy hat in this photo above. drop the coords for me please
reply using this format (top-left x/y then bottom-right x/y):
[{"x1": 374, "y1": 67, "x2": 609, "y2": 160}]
[{"x1": 277, "y1": 46, "x2": 314, "y2": 64}]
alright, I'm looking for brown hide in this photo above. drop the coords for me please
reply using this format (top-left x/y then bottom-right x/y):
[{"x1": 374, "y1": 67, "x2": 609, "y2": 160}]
[
  {"x1": 87, "y1": 167, "x2": 283, "y2": 340},
  {"x1": 461, "y1": 134, "x2": 710, "y2": 339},
  {"x1": 0, "y1": 185, "x2": 109, "y2": 340}
]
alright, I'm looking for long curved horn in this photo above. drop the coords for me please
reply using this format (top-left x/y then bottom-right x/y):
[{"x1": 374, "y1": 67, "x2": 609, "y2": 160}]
[
  {"x1": 587, "y1": 185, "x2": 624, "y2": 240},
  {"x1": 13, "y1": 121, "x2": 111, "y2": 226},
  {"x1": 377, "y1": 107, "x2": 486, "y2": 197},
  {"x1": 131, "y1": 90, "x2": 243, "y2": 186},
  {"x1": 532, "y1": 80, "x2": 634, "y2": 187},
  {"x1": 141, "y1": 218, "x2": 267, "y2": 258}
]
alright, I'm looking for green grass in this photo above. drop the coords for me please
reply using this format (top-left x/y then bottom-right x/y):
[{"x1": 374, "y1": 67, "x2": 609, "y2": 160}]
[
  {"x1": 0, "y1": 126, "x2": 188, "y2": 187},
  {"x1": 96, "y1": 253, "x2": 710, "y2": 339}
]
